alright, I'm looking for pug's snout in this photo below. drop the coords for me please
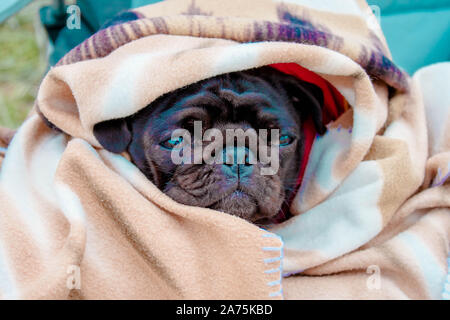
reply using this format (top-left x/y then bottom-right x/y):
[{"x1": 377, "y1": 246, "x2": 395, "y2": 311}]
[{"x1": 222, "y1": 146, "x2": 254, "y2": 178}]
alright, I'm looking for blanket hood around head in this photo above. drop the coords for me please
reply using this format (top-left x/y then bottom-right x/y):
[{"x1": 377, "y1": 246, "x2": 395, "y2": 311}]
[{"x1": 0, "y1": 0, "x2": 449, "y2": 299}]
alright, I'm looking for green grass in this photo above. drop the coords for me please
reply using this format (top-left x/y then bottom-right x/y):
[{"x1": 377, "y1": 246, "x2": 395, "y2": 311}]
[{"x1": 0, "y1": 1, "x2": 49, "y2": 129}]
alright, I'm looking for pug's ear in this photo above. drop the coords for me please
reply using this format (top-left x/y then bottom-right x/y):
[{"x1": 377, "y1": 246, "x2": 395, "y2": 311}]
[
  {"x1": 93, "y1": 118, "x2": 132, "y2": 153},
  {"x1": 283, "y1": 78, "x2": 327, "y2": 135}
]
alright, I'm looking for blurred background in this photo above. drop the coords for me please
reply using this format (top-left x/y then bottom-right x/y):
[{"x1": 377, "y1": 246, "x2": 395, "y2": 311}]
[
  {"x1": 0, "y1": 0, "x2": 50, "y2": 129},
  {"x1": 0, "y1": 0, "x2": 449, "y2": 129}
]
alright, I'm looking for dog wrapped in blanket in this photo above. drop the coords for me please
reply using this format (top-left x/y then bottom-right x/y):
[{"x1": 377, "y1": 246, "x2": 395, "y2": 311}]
[
  {"x1": 92, "y1": 65, "x2": 329, "y2": 225},
  {"x1": 0, "y1": 0, "x2": 449, "y2": 299}
]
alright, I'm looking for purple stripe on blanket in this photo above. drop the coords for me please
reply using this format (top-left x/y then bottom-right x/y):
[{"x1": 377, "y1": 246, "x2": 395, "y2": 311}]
[
  {"x1": 130, "y1": 21, "x2": 144, "y2": 38},
  {"x1": 82, "y1": 39, "x2": 93, "y2": 60},
  {"x1": 110, "y1": 25, "x2": 122, "y2": 47},
  {"x1": 95, "y1": 29, "x2": 115, "y2": 57},
  {"x1": 72, "y1": 44, "x2": 82, "y2": 64},
  {"x1": 119, "y1": 24, "x2": 131, "y2": 43},
  {"x1": 150, "y1": 17, "x2": 169, "y2": 34}
]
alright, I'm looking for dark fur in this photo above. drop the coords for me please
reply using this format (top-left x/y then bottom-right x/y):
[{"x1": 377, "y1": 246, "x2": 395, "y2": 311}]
[{"x1": 94, "y1": 66, "x2": 325, "y2": 225}]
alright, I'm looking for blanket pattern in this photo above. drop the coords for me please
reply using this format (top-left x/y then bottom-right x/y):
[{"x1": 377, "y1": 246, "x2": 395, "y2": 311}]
[
  {"x1": 0, "y1": 0, "x2": 449, "y2": 299},
  {"x1": 57, "y1": 0, "x2": 408, "y2": 91}
]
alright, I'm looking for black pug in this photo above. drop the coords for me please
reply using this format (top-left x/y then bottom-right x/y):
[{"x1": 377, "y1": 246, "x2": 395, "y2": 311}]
[{"x1": 94, "y1": 66, "x2": 325, "y2": 225}]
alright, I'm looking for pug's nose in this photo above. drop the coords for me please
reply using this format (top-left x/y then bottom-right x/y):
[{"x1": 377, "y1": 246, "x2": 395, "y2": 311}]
[{"x1": 222, "y1": 146, "x2": 254, "y2": 178}]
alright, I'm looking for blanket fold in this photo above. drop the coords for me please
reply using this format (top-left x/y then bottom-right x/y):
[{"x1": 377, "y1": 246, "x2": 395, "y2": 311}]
[{"x1": 0, "y1": 0, "x2": 448, "y2": 299}]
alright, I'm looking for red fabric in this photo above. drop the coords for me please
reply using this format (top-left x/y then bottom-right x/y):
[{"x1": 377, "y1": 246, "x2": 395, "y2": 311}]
[{"x1": 269, "y1": 63, "x2": 348, "y2": 221}]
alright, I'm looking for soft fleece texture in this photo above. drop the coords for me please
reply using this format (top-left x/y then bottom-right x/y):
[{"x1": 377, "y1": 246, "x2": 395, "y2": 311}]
[{"x1": 0, "y1": 0, "x2": 449, "y2": 299}]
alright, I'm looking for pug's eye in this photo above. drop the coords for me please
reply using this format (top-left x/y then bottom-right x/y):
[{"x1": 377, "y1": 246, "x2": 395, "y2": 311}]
[
  {"x1": 279, "y1": 135, "x2": 294, "y2": 146},
  {"x1": 161, "y1": 136, "x2": 184, "y2": 150}
]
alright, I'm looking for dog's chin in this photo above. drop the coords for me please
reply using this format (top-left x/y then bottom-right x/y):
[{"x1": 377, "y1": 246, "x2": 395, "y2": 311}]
[
  {"x1": 209, "y1": 190, "x2": 281, "y2": 225},
  {"x1": 164, "y1": 171, "x2": 285, "y2": 225}
]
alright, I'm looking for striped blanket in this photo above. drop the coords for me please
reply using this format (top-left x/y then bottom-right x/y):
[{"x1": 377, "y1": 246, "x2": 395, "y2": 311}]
[{"x1": 0, "y1": 0, "x2": 448, "y2": 299}]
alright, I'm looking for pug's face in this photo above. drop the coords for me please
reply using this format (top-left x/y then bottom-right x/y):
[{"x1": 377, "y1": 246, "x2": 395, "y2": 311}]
[{"x1": 94, "y1": 67, "x2": 324, "y2": 225}]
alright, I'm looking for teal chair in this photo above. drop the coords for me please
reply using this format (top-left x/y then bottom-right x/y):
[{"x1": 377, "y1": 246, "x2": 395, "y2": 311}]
[{"x1": 367, "y1": 0, "x2": 450, "y2": 74}]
